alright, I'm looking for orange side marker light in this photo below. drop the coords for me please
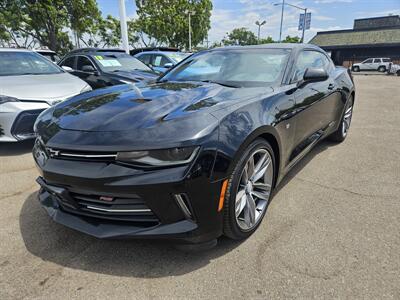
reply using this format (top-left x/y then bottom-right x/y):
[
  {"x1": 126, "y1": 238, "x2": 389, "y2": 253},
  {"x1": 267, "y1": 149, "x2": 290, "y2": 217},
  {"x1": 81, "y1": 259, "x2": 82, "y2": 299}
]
[{"x1": 218, "y1": 180, "x2": 228, "y2": 212}]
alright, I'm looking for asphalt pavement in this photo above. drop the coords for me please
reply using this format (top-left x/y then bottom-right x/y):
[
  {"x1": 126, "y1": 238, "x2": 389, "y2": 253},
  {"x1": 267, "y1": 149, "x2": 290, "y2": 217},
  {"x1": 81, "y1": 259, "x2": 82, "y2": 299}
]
[{"x1": 0, "y1": 75, "x2": 399, "y2": 299}]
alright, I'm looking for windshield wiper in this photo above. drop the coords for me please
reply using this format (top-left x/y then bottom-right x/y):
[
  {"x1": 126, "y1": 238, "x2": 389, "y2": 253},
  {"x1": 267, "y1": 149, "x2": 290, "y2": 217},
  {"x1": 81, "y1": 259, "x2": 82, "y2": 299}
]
[{"x1": 200, "y1": 80, "x2": 239, "y2": 88}]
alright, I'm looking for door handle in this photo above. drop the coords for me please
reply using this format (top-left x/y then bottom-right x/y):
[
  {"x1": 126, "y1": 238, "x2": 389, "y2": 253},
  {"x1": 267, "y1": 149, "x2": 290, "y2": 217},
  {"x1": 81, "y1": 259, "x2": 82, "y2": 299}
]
[{"x1": 328, "y1": 83, "x2": 335, "y2": 90}]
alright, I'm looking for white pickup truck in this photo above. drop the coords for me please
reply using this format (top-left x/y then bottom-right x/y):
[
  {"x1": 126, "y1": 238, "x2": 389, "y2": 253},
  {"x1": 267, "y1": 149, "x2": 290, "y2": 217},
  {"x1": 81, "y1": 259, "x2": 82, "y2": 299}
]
[{"x1": 352, "y1": 58, "x2": 392, "y2": 72}]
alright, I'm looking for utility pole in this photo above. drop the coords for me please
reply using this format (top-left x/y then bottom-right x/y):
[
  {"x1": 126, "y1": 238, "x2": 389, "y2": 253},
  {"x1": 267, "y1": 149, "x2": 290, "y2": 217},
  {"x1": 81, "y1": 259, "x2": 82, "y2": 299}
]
[
  {"x1": 185, "y1": 10, "x2": 195, "y2": 51},
  {"x1": 118, "y1": 0, "x2": 129, "y2": 53},
  {"x1": 301, "y1": 8, "x2": 307, "y2": 43},
  {"x1": 255, "y1": 20, "x2": 266, "y2": 43}
]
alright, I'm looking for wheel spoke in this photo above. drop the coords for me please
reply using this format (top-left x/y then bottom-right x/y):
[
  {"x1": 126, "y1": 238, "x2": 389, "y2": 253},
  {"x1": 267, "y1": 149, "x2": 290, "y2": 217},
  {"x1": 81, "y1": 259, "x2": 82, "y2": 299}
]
[
  {"x1": 247, "y1": 156, "x2": 255, "y2": 180},
  {"x1": 252, "y1": 190, "x2": 270, "y2": 200},
  {"x1": 235, "y1": 189, "x2": 246, "y2": 217},
  {"x1": 252, "y1": 157, "x2": 270, "y2": 183},
  {"x1": 244, "y1": 194, "x2": 256, "y2": 227},
  {"x1": 241, "y1": 164, "x2": 249, "y2": 185}
]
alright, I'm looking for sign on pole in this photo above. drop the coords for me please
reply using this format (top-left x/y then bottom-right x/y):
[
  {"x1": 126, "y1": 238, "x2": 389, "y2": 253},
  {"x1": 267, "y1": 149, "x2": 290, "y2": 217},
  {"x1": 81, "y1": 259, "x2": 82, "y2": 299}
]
[{"x1": 298, "y1": 12, "x2": 311, "y2": 30}]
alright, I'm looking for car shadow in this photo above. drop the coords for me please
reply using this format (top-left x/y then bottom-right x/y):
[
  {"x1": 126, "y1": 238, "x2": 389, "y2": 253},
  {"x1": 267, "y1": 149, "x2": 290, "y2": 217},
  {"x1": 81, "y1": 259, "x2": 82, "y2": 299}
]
[
  {"x1": 19, "y1": 139, "x2": 335, "y2": 278},
  {"x1": 0, "y1": 140, "x2": 35, "y2": 156}
]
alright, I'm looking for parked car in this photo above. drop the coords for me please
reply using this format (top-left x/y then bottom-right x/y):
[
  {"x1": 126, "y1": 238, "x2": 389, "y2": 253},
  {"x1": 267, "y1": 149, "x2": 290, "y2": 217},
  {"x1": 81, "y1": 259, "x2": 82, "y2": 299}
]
[
  {"x1": 58, "y1": 48, "x2": 158, "y2": 89},
  {"x1": 33, "y1": 48, "x2": 60, "y2": 63},
  {"x1": 0, "y1": 48, "x2": 91, "y2": 142},
  {"x1": 387, "y1": 62, "x2": 400, "y2": 76},
  {"x1": 33, "y1": 44, "x2": 355, "y2": 248},
  {"x1": 352, "y1": 57, "x2": 391, "y2": 72},
  {"x1": 135, "y1": 50, "x2": 191, "y2": 73}
]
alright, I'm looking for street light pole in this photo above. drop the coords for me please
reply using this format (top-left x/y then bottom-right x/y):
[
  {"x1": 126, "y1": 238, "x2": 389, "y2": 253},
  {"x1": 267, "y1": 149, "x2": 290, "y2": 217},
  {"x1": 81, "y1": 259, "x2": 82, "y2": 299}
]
[
  {"x1": 118, "y1": 0, "x2": 129, "y2": 53},
  {"x1": 279, "y1": 0, "x2": 285, "y2": 42},
  {"x1": 274, "y1": 1, "x2": 308, "y2": 43},
  {"x1": 185, "y1": 10, "x2": 195, "y2": 51},
  {"x1": 255, "y1": 20, "x2": 266, "y2": 44}
]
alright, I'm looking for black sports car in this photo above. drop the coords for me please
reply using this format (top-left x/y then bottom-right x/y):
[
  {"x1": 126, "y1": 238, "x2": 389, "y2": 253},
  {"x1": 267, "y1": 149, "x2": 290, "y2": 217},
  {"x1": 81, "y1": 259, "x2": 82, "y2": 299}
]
[
  {"x1": 58, "y1": 48, "x2": 158, "y2": 89},
  {"x1": 33, "y1": 44, "x2": 355, "y2": 248}
]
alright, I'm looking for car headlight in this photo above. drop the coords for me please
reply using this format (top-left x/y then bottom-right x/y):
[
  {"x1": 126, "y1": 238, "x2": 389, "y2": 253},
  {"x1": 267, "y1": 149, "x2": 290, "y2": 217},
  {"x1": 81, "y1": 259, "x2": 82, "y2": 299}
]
[
  {"x1": 0, "y1": 95, "x2": 19, "y2": 105},
  {"x1": 81, "y1": 84, "x2": 92, "y2": 93},
  {"x1": 116, "y1": 146, "x2": 199, "y2": 167}
]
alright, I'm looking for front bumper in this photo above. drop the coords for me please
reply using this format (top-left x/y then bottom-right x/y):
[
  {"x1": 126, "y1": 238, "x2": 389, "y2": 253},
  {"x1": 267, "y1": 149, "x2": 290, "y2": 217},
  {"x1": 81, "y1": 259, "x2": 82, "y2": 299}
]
[
  {"x1": 0, "y1": 101, "x2": 50, "y2": 142},
  {"x1": 34, "y1": 149, "x2": 224, "y2": 244}
]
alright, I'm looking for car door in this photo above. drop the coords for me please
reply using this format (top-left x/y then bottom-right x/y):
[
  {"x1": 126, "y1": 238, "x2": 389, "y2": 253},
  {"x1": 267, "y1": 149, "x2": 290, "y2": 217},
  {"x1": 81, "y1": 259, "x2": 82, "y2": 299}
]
[
  {"x1": 59, "y1": 55, "x2": 76, "y2": 71},
  {"x1": 361, "y1": 58, "x2": 373, "y2": 70},
  {"x1": 373, "y1": 58, "x2": 381, "y2": 70},
  {"x1": 290, "y1": 50, "x2": 339, "y2": 160},
  {"x1": 75, "y1": 56, "x2": 104, "y2": 89}
]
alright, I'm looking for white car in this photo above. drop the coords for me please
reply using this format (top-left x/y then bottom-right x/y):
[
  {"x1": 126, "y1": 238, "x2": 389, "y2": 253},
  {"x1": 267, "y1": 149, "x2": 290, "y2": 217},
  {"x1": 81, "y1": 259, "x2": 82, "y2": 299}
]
[
  {"x1": 0, "y1": 48, "x2": 92, "y2": 142},
  {"x1": 352, "y1": 58, "x2": 392, "y2": 72}
]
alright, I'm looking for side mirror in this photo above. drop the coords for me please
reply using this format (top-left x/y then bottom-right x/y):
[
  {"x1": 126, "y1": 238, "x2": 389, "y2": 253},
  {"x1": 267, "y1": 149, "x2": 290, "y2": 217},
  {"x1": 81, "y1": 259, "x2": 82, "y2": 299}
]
[
  {"x1": 62, "y1": 66, "x2": 73, "y2": 72},
  {"x1": 164, "y1": 62, "x2": 173, "y2": 69},
  {"x1": 82, "y1": 65, "x2": 96, "y2": 73},
  {"x1": 301, "y1": 67, "x2": 328, "y2": 85}
]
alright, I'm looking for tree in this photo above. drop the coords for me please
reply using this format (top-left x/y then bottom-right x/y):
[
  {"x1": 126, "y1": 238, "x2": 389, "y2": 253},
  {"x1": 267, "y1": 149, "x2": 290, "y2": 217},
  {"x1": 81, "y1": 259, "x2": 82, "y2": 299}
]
[
  {"x1": 222, "y1": 28, "x2": 258, "y2": 46},
  {"x1": 0, "y1": 0, "x2": 101, "y2": 53},
  {"x1": 282, "y1": 35, "x2": 300, "y2": 43},
  {"x1": 259, "y1": 36, "x2": 274, "y2": 44},
  {"x1": 135, "y1": 0, "x2": 212, "y2": 49}
]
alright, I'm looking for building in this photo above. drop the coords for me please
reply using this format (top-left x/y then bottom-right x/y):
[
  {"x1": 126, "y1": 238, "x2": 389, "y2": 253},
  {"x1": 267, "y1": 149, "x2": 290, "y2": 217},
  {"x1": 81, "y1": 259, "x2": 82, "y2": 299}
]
[{"x1": 309, "y1": 15, "x2": 400, "y2": 67}]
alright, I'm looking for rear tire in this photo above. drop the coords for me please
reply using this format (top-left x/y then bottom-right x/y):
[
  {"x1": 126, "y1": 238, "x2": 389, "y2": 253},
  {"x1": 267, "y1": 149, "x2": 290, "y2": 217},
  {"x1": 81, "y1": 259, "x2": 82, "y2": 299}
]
[
  {"x1": 223, "y1": 139, "x2": 275, "y2": 240},
  {"x1": 329, "y1": 96, "x2": 354, "y2": 143},
  {"x1": 378, "y1": 66, "x2": 386, "y2": 72}
]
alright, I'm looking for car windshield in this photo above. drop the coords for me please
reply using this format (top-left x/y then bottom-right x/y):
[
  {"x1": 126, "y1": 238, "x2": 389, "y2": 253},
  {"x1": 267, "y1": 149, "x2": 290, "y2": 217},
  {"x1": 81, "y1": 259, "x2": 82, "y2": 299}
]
[
  {"x1": 162, "y1": 49, "x2": 291, "y2": 87},
  {"x1": 0, "y1": 51, "x2": 63, "y2": 76},
  {"x1": 92, "y1": 53, "x2": 152, "y2": 72},
  {"x1": 166, "y1": 52, "x2": 191, "y2": 63}
]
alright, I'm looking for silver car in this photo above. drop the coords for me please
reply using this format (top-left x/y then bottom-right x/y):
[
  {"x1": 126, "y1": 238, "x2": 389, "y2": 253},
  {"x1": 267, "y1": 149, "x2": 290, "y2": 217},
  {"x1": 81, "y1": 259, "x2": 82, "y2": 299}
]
[{"x1": 0, "y1": 48, "x2": 91, "y2": 142}]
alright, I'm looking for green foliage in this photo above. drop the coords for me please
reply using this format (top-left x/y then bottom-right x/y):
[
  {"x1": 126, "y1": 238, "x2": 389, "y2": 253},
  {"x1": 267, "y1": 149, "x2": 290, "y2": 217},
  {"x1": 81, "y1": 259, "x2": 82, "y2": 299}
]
[
  {"x1": 135, "y1": 0, "x2": 212, "y2": 49},
  {"x1": 259, "y1": 36, "x2": 274, "y2": 44},
  {"x1": 0, "y1": 0, "x2": 101, "y2": 53},
  {"x1": 222, "y1": 27, "x2": 258, "y2": 46},
  {"x1": 282, "y1": 35, "x2": 301, "y2": 43}
]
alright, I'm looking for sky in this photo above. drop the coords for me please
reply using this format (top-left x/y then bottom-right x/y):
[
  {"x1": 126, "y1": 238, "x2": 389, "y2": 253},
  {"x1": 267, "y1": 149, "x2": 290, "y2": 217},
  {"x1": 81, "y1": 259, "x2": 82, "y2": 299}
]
[{"x1": 97, "y1": 0, "x2": 400, "y2": 44}]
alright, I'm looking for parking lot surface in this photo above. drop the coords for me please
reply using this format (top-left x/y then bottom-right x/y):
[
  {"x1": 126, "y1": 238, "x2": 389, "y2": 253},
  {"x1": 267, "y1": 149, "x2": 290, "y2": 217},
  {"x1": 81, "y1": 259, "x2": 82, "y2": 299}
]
[{"x1": 1, "y1": 75, "x2": 399, "y2": 299}]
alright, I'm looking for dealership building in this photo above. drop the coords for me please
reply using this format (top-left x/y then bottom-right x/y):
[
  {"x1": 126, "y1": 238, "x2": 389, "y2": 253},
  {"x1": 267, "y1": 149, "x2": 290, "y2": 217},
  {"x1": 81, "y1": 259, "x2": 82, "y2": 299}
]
[{"x1": 309, "y1": 15, "x2": 400, "y2": 67}]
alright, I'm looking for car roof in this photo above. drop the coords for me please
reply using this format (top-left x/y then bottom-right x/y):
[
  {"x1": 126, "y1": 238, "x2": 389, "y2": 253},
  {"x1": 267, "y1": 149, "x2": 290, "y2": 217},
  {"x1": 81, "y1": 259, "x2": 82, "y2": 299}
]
[
  {"x1": 67, "y1": 48, "x2": 126, "y2": 55},
  {"x1": 33, "y1": 49, "x2": 57, "y2": 54},
  {"x1": 0, "y1": 48, "x2": 31, "y2": 52},
  {"x1": 136, "y1": 51, "x2": 188, "y2": 55},
  {"x1": 209, "y1": 43, "x2": 323, "y2": 52}
]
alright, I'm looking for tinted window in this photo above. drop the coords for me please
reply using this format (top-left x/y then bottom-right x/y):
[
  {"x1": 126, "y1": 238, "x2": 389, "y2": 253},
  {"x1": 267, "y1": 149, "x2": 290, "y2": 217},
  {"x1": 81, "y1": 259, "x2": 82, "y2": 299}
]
[
  {"x1": 292, "y1": 51, "x2": 330, "y2": 82},
  {"x1": 60, "y1": 56, "x2": 75, "y2": 69},
  {"x1": 77, "y1": 56, "x2": 95, "y2": 71},
  {"x1": 0, "y1": 51, "x2": 63, "y2": 76},
  {"x1": 152, "y1": 54, "x2": 170, "y2": 67},
  {"x1": 163, "y1": 49, "x2": 291, "y2": 87},
  {"x1": 373, "y1": 58, "x2": 381, "y2": 63},
  {"x1": 364, "y1": 59, "x2": 373, "y2": 63},
  {"x1": 382, "y1": 58, "x2": 391, "y2": 62},
  {"x1": 138, "y1": 54, "x2": 152, "y2": 65}
]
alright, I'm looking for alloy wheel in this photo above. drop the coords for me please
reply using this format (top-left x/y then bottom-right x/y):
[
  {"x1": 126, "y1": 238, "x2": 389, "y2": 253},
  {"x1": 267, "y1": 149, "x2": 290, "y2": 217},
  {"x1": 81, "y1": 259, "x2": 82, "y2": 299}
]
[
  {"x1": 342, "y1": 103, "x2": 353, "y2": 137},
  {"x1": 235, "y1": 149, "x2": 273, "y2": 231}
]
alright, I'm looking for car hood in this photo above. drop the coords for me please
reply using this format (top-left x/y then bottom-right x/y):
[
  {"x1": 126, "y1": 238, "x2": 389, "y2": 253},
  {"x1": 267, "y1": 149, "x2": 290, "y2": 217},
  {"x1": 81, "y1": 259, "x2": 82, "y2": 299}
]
[
  {"x1": 39, "y1": 81, "x2": 273, "y2": 150},
  {"x1": 104, "y1": 70, "x2": 158, "y2": 82},
  {"x1": 0, "y1": 72, "x2": 88, "y2": 103},
  {"x1": 51, "y1": 81, "x2": 273, "y2": 132}
]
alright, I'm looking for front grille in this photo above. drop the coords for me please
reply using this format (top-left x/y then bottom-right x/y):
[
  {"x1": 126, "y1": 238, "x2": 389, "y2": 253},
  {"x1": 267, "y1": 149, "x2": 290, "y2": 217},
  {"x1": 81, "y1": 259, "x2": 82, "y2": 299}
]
[
  {"x1": 11, "y1": 109, "x2": 45, "y2": 139},
  {"x1": 46, "y1": 148, "x2": 117, "y2": 162},
  {"x1": 58, "y1": 190, "x2": 158, "y2": 224}
]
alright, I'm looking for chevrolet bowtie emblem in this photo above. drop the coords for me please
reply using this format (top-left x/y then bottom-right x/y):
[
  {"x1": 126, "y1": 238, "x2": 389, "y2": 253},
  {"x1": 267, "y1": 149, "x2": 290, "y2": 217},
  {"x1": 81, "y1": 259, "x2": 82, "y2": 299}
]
[{"x1": 48, "y1": 148, "x2": 60, "y2": 157}]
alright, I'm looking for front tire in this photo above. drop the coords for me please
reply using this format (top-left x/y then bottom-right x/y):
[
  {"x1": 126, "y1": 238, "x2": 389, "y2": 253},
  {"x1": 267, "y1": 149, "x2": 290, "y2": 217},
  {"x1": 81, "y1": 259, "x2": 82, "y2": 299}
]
[
  {"x1": 352, "y1": 66, "x2": 360, "y2": 72},
  {"x1": 329, "y1": 96, "x2": 354, "y2": 143},
  {"x1": 223, "y1": 139, "x2": 275, "y2": 240}
]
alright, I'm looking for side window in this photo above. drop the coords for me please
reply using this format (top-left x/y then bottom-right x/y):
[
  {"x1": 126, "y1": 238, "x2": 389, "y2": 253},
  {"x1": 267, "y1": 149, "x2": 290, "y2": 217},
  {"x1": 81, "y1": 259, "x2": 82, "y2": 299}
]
[
  {"x1": 77, "y1": 56, "x2": 95, "y2": 71},
  {"x1": 364, "y1": 59, "x2": 373, "y2": 63},
  {"x1": 152, "y1": 54, "x2": 170, "y2": 67},
  {"x1": 292, "y1": 51, "x2": 330, "y2": 83},
  {"x1": 373, "y1": 58, "x2": 381, "y2": 63},
  {"x1": 382, "y1": 58, "x2": 391, "y2": 63},
  {"x1": 138, "y1": 54, "x2": 152, "y2": 65},
  {"x1": 60, "y1": 56, "x2": 75, "y2": 69}
]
